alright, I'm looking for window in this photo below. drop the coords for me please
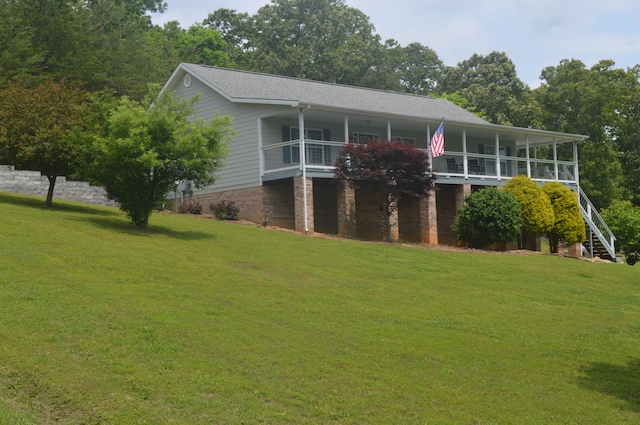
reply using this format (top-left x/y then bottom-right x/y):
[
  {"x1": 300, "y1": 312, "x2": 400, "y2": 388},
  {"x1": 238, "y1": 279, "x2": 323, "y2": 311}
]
[
  {"x1": 393, "y1": 136, "x2": 415, "y2": 145},
  {"x1": 283, "y1": 126, "x2": 332, "y2": 165},
  {"x1": 353, "y1": 132, "x2": 380, "y2": 143}
]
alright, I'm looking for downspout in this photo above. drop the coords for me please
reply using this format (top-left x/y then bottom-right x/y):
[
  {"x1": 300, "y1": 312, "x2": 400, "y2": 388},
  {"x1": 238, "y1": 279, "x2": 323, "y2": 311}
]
[{"x1": 299, "y1": 107, "x2": 309, "y2": 232}]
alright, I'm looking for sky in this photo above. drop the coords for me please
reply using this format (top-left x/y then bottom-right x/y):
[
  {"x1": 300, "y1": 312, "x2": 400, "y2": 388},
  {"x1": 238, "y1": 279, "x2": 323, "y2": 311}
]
[{"x1": 151, "y1": 0, "x2": 640, "y2": 88}]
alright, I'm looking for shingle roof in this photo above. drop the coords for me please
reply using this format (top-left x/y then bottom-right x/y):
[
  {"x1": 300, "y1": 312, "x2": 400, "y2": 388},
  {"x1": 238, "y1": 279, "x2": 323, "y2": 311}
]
[{"x1": 180, "y1": 63, "x2": 490, "y2": 125}]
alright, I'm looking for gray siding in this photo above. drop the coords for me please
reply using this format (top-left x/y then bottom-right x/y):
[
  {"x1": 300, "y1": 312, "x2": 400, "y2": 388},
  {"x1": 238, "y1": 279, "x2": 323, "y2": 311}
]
[{"x1": 172, "y1": 74, "x2": 278, "y2": 194}]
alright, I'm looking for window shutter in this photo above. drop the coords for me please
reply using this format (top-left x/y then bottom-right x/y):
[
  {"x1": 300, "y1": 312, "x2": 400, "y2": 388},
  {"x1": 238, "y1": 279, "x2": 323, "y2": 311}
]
[
  {"x1": 292, "y1": 146, "x2": 300, "y2": 163},
  {"x1": 323, "y1": 129, "x2": 331, "y2": 141},
  {"x1": 323, "y1": 129, "x2": 332, "y2": 165},
  {"x1": 282, "y1": 125, "x2": 291, "y2": 164}
]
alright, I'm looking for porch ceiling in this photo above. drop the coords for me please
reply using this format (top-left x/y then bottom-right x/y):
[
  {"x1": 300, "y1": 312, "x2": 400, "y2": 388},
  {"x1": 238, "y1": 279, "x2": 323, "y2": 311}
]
[{"x1": 269, "y1": 108, "x2": 588, "y2": 147}]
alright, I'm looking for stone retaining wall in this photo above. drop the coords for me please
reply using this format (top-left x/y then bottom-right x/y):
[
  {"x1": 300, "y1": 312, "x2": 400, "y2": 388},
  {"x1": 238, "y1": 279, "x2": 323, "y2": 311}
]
[{"x1": 0, "y1": 165, "x2": 118, "y2": 207}]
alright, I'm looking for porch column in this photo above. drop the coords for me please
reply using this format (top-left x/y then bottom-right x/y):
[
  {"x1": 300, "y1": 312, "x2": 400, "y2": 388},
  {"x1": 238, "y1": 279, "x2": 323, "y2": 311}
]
[
  {"x1": 525, "y1": 135, "x2": 531, "y2": 178},
  {"x1": 337, "y1": 183, "x2": 356, "y2": 237},
  {"x1": 462, "y1": 129, "x2": 468, "y2": 177},
  {"x1": 573, "y1": 141, "x2": 579, "y2": 186},
  {"x1": 495, "y1": 132, "x2": 501, "y2": 180},
  {"x1": 294, "y1": 176, "x2": 314, "y2": 233},
  {"x1": 553, "y1": 139, "x2": 558, "y2": 180},
  {"x1": 387, "y1": 120, "x2": 392, "y2": 141},
  {"x1": 419, "y1": 190, "x2": 438, "y2": 244},
  {"x1": 344, "y1": 116, "x2": 349, "y2": 143}
]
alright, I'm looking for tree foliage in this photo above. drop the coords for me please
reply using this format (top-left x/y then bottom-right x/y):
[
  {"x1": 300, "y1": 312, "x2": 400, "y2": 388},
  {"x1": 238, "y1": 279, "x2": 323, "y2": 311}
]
[
  {"x1": 452, "y1": 187, "x2": 523, "y2": 249},
  {"x1": 334, "y1": 140, "x2": 435, "y2": 240},
  {"x1": 601, "y1": 201, "x2": 640, "y2": 255},
  {"x1": 542, "y1": 182, "x2": 586, "y2": 252},
  {"x1": 504, "y1": 175, "x2": 555, "y2": 249},
  {"x1": 535, "y1": 59, "x2": 629, "y2": 208},
  {"x1": 204, "y1": 0, "x2": 389, "y2": 88},
  {"x1": 0, "y1": 79, "x2": 90, "y2": 206},
  {"x1": 88, "y1": 89, "x2": 234, "y2": 227},
  {"x1": 438, "y1": 51, "x2": 538, "y2": 126}
]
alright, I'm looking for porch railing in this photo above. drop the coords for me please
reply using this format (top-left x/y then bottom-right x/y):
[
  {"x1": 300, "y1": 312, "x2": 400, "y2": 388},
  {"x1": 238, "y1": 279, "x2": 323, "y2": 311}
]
[
  {"x1": 578, "y1": 187, "x2": 617, "y2": 260},
  {"x1": 431, "y1": 152, "x2": 577, "y2": 184},
  {"x1": 262, "y1": 140, "x2": 345, "y2": 175},
  {"x1": 262, "y1": 143, "x2": 578, "y2": 186}
]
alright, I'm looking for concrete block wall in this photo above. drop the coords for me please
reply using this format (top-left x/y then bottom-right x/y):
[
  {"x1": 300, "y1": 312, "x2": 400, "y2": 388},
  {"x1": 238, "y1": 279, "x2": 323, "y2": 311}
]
[{"x1": 0, "y1": 165, "x2": 118, "y2": 207}]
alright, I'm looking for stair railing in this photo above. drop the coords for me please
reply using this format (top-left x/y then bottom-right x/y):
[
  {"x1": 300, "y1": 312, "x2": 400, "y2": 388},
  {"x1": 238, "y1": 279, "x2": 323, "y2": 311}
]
[{"x1": 578, "y1": 187, "x2": 617, "y2": 260}]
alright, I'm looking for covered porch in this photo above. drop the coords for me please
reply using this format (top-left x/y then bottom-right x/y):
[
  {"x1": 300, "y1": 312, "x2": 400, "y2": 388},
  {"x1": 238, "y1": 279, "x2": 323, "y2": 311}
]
[{"x1": 258, "y1": 107, "x2": 584, "y2": 188}]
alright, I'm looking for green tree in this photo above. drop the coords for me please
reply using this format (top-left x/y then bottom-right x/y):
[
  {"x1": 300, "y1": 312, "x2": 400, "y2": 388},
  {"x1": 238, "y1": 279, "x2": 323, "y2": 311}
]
[
  {"x1": 393, "y1": 42, "x2": 443, "y2": 96},
  {"x1": 163, "y1": 23, "x2": 230, "y2": 67},
  {"x1": 89, "y1": 88, "x2": 234, "y2": 227},
  {"x1": 0, "y1": 79, "x2": 90, "y2": 207},
  {"x1": 601, "y1": 200, "x2": 640, "y2": 255},
  {"x1": 204, "y1": 0, "x2": 387, "y2": 87},
  {"x1": 334, "y1": 140, "x2": 436, "y2": 241},
  {"x1": 535, "y1": 59, "x2": 627, "y2": 208},
  {"x1": 0, "y1": 0, "x2": 43, "y2": 87},
  {"x1": 452, "y1": 187, "x2": 523, "y2": 249},
  {"x1": 542, "y1": 182, "x2": 586, "y2": 253},
  {"x1": 438, "y1": 51, "x2": 538, "y2": 126},
  {"x1": 504, "y1": 175, "x2": 555, "y2": 250}
]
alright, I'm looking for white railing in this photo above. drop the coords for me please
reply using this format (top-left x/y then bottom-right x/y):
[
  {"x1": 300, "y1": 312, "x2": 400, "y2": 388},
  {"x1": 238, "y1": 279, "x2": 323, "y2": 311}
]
[
  {"x1": 262, "y1": 140, "x2": 345, "y2": 175},
  {"x1": 431, "y1": 152, "x2": 578, "y2": 184},
  {"x1": 578, "y1": 187, "x2": 617, "y2": 259}
]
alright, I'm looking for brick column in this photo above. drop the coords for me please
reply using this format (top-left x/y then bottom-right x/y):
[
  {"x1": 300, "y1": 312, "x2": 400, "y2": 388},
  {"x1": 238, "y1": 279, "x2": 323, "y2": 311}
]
[
  {"x1": 294, "y1": 176, "x2": 314, "y2": 233},
  {"x1": 567, "y1": 242, "x2": 582, "y2": 258},
  {"x1": 337, "y1": 183, "x2": 356, "y2": 238},
  {"x1": 420, "y1": 190, "x2": 438, "y2": 244},
  {"x1": 455, "y1": 184, "x2": 471, "y2": 210},
  {"x1": 388, "y1": 208, "x2": 399, "y2": 241}
]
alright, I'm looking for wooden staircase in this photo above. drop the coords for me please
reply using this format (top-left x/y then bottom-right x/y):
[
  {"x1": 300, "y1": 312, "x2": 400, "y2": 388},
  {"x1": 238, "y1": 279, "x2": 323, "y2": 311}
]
[
  {"x1": 583, "y1": 223, "x2": 616, "y2": 261},
  {"x1": 578, "y1": 187, "x2": 620, "y2": 262}
]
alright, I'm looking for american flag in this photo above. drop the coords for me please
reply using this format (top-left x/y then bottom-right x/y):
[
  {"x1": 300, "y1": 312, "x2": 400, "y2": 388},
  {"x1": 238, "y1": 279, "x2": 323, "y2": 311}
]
[{"x1": 430, "y1": 119, "x2": 445, "y2": 158}]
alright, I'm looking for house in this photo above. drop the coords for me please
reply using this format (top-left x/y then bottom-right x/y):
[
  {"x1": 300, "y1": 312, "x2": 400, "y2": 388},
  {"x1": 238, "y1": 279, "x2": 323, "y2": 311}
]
[{"x1": 161, "y1": 63, "x2": 616, "y2": 259}]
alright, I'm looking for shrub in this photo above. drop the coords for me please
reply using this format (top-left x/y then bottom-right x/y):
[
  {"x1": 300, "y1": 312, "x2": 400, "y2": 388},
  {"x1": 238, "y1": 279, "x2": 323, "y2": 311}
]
[
  {"x1": 452, "y1": 187, "x2": 523, "y2": 249},
  {"x1": 209, "y1": 200, "x2": 239, "y2": 220},
  {"x1": 178, "y1": 200, "x2": 202, "y2": 215},
  {"x1": 542, "y1": 182, "x2": 586, "y2": 252},
  {"x1": 504, "y1": 175, "x2": 554, "y2": 249},
  {"x1": 601, "y1": 200, "x2": 640, "y2": 256}
]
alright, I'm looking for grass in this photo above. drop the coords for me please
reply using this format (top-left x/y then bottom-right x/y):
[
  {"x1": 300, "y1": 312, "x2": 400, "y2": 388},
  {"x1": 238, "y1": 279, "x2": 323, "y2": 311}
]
[{"x1": 1, "y1": 191, "x2": 639, "y2": 424}]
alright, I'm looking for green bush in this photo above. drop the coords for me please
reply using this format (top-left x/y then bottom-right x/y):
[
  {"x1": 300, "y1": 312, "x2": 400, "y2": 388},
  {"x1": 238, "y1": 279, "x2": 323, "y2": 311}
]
[
  {"x1": 542, "y1": 182, "x2": 586, "y2": 252},
  {"x1": 178, "y1": 200, "x2": 202, "y2": 215},
  {"x1": 504, "y1": 175, "x2": 555, "y2": 249},
  {"x1": 452, "y1": 187, "x2": 523, "y2": 249},
  {"x1": 209, "y1": 200, "x2": 240, "y2": 220},
  {"x1": 601, "y1": 200, "x2": 640, "y2": 256}
]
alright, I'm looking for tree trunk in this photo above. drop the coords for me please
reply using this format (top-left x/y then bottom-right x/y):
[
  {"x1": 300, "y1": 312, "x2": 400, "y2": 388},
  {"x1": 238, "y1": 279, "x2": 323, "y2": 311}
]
[{"x1": 45, "y1": 175, "x2": 57, "y2": 207}]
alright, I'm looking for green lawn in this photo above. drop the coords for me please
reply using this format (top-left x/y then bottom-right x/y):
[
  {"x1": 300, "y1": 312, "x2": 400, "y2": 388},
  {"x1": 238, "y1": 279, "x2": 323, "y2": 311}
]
[{"x1": 1, "y1": 191, "x2": 639, "y2": 424}]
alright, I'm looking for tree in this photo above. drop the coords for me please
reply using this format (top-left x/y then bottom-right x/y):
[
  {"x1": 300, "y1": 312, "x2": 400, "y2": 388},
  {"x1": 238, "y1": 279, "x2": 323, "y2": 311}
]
[
  {"x1": 89, "y1": 88, "x2": 234, "y2": 227},
  {"x1": 504, "y1": 175, "x2": 555, "y2": 250},
  {"x1": 204, "y1": 0, "x2": 387, "y2": 88},
  {"x1": 601, "y1": 201, "x2": 640, "y2": 257},
  {"x1": 0, "y1": 1, "x2": 43, "y2": 87},
  {"x1": 438, "y1": 51, "x2": 537, "y2": 126},
  {"x1": 535, "y1": 59, "x2": 627, "y2": 208},
  {"x1": 334, "y1": 140, "x2": 436, "y2": 240},
  {"x1": 393, "y1": 42, "x2": 443, "y2": 96},
  {"x1": 163, "y1": 23, "x2": 230, "y2": 67},
  {"x1": 542, "y1": 182, "x2": 586, "y2": 253},
  {"x1": 452, "y1": 187, "x2": 523, "y2": 249},
  {"x1": 0, "y1": 79, "x2": 90, "y2": 207}
]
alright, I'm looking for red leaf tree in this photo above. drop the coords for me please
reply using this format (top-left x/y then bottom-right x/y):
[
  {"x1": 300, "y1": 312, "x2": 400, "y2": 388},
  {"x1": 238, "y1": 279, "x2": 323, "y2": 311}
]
[{"x1": 334, "y1": 140, "x2": 436, "y2": 240}]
